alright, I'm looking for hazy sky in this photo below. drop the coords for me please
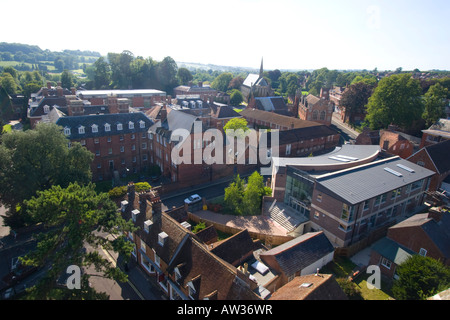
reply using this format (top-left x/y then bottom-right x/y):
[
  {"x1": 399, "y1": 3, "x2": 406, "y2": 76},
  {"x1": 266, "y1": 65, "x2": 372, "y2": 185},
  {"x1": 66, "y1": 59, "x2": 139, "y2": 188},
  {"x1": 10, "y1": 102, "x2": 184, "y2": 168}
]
[{"x1": 2, "y1": 0, "x2": 449, "y2": 71}]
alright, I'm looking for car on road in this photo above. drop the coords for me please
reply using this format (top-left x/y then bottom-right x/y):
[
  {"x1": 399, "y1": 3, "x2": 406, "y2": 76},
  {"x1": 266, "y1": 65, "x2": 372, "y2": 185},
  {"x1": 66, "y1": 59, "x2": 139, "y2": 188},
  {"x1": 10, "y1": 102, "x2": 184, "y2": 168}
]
[{"x1": 184, "y1": 194, "x2": 202, "y2": 205}]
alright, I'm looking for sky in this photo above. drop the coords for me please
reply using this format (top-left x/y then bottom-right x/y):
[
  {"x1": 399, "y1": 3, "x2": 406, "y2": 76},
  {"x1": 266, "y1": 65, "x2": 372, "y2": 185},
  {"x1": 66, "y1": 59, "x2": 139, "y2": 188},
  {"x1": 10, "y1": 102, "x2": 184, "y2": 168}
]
[{"x1": 2, "y1": 0, "x2": 450, "y2": 71}]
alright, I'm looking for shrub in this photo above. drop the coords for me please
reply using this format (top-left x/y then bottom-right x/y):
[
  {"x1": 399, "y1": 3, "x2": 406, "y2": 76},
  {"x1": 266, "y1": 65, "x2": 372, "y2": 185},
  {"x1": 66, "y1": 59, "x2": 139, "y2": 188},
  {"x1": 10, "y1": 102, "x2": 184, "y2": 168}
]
[
  {"x1": 108, "y1": 186, "x2": 127, "y2": 198},
  {"x1": 336, "y1": 278, "x2": 362, "y2": 300},
  {"x1": 135, "y1": 182, "x2": 151, "y2": 192}
]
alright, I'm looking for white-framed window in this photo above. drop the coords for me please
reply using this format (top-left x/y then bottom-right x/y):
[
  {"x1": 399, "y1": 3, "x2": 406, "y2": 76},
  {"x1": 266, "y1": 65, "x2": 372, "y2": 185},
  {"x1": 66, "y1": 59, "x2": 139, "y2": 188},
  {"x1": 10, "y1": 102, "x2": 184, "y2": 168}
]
[
  {"x1": 129, "y1": 121, "x2": 134, "y2": 129},
  {"x1": 95, "y1": 150, "x2": 100, "y2": 156},
  {"x1": 316, "y1": 194, "x2": 322, "y2": 202},
  {"x1": 120, "y1": 146, "x2": 124, "y2": 153},
  {"x1": 104, "y1": 123, "x2": 111, "y2": 132},
  {"x1": 381, "y1": 257, "x2": 392, "y2": 269},
  {"x1": 94, "y1": 138, "x2": 99, "y2": 144},
  {"x1": 132, "y1": 144, "x2": 136, "y2": 151},
  {"x1": 108, "y1": 148, "x2": 112, "y2": 155},
  {"x1": 43, "y1": 105, "x2": 50, "y2": 113},
  {"x1": 78, "y1": 126, "x2": 85, "y2": 134},
  {"x1": 286, "y1": 144, "x2": 291, "y2": 156},
  {"x1": 142, "y1": 142, "x2": 147, "y2": 149},
  {"x1": 187, "y1": 282, "x2": 196, "y2": 300},
  {"x1": 143, "y1": 154, "x2": 148, "y2": 161},
  {"x1": 419, "y1": 248, "x2": 427, "y2": 256},
  {"x1": 117, "y1": 123, "x2": 123, "y2": 131},
  {"x1": 80, "y1": 139, "x2": 86, "y2": 146},
  {"x1": 91, "y1": 124, "x2": 98, "y2": 133},
  {"x1": 139, "y1": 120, "x2": 145, "y2": 128},
  {"x1": 140, "y1": 239, "x2": 146, "y2": 253},
  {"x1": 64, "y1": 127, "x2": 71, "y2": 136},
  {"x1": 154, "y1": 250, "x2": 160, "y2": 267}
]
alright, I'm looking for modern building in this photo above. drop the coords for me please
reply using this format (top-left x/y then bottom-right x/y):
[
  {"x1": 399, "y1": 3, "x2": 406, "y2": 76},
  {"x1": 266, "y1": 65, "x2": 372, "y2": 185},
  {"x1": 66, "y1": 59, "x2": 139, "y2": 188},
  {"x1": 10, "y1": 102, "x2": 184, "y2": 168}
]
[{"x1": 77, "y1": 89, "x2": 166, "y2": 109}]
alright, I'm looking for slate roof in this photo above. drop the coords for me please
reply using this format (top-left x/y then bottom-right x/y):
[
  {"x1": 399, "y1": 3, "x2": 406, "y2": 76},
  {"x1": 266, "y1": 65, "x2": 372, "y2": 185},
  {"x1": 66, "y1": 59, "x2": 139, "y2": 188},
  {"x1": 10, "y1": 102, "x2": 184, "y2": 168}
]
[
  {"x1": 262, "y1": 125, "x2": 338, "y2": 147},
  {"x1": 315, "y1": 156, "x2": 435, "y2": 205},
  {"x1": 371, "y1": 237, "x2": 414, "y2": 265},
  {"x1": 423, "y1": 139, "x2": 450, "y2": 174},
  {"x1": 243, "y1": 74, "x2": 262, "y2": 88},
  {"x1": 55, "y1": 112, "x2": 153, "y2": 139},
  {"x1": 149, "y1": 109, "x2": 201, "y2": 143},
  {"x1": 260, "y1": 232, "x2": 334, "y2": 276},
  {"x1": 389, "y1": 212, "x2": 450, "y2": 258},
  {"x1": 210, "y1": 229, "x2": 263, "y2": 266},
  {"x1": 253, "y1": 97, "x2": 288, "y2": 112}
]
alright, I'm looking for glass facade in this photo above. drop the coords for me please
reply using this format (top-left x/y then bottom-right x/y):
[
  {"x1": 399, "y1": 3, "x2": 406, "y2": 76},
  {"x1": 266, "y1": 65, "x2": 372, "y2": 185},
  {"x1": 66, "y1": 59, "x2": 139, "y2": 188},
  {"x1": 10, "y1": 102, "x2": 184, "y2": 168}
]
[{"x1": 284, "y1": 167, "x2": 314, "y2": 217}]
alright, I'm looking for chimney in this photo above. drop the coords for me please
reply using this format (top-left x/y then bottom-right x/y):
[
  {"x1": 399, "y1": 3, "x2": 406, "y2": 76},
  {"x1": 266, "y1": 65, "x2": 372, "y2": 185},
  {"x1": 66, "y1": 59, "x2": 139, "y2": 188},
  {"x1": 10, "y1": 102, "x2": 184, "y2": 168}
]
[
  {"x1": 42, "y1": 87, "x2": 48, "y2": 97},
  {"x1": 139, "y1": 192, "x2": 148, "y2": 217},
  {"x1": 68, "y1": 100, "x2": 85, "y2": 117},
  {"x1": 127, "y1": 182, "x2": 135, "y2": 206},
  {"x1": 56, "y1": 85, "x2": 63, "y2": 97},
  {"x1": 160, "y1": 105, "x2": 167, "y2": 122},
  {"x1": 198, "y1": 81, "x2": 203, "y2": 88},
  {"x1": 428, "y1": 208, "x2": 444, "y2": 222},
  {"x1": 107, "y1": 96, "x2": 119, "y2": 114},
  {"x1": 71, "y1": 87, "x2": 76, "y2": 95},
  {"x1": 117, "y1": 98, "x2": 130, "y2": 113}
]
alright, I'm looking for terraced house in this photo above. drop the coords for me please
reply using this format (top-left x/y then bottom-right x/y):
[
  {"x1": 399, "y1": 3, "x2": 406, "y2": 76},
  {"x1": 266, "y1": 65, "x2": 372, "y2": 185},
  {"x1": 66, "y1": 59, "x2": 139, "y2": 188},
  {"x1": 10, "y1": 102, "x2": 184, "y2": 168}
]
[{"x1": 121, "y1": 183, "x2": 261, "y2": 300}]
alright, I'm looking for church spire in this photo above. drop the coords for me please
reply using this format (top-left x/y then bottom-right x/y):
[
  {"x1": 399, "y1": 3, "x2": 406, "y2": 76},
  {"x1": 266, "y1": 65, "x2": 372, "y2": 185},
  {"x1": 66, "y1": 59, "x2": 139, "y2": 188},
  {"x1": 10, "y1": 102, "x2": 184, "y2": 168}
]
[{"x1": 259, "y1": 57, "x2": 264, "y2": 77}]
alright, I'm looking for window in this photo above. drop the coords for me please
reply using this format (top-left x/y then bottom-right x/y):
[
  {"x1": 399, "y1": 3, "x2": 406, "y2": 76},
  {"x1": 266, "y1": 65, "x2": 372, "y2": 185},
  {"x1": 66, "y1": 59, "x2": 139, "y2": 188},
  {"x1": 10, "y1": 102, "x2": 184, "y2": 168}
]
[
  {"x1": 140, "y1": 239, "x2": 146, "y2": 252},
  {"x1": 286, "y1": 144, "x2": 291, "y2": 156},
  {"x1": 142, "y1": 142, "x2": 147, "y2": 149},
  {"x1": 131, "y1": 133, "x2": 135, "y2": 140},
  {"x1": 64, "y1": 127, "x2": 71, "y2": 136},
  {"x1": 316, "y1": 194, "x2": 322, "y2": 202},
  {"x1": 119, "y1": 135, "x2": 124, "y2": 141},
  {"x1": 80, "y1": 139, "x2": 86, "y2": 146},
  {"x1": 108, "y1": 148, "x2": 112, "y2": 155},
  {"x1": 314, "y1": 211, "x2": 320, "y2": 219},
  {"x1": 140, "y1": 120, "x2": 145, "y2": 128},
  {"x1": 339, "y1": 223, "x2": 352, "y2": 232},
  {"x1": 320, "y1": 110, "x2": 326, "y2": 120},
  {"x1": 363, "y1": 200, "x2": 370, "y2": 211},
  {"x1": 129, "y1": 121, "x2": 134, "y2": 129},
  {"x1": 91, "y1": 124, "x2": 98, "y2": 133},
  {"x1": 78, "y1": 126, "x2": 85, "y2": 134},
  {"x1": 188, "y1": 282, "x2": 196, "y2": 300},
  {"x1": 104, "y1": 123, "x2": 111, "y2": 132},
  {"x1": 419, "y1": 248, "x2": 427, "y2": 256},
  {"x1": 143, "y1": 154, "x2": 148, "y2": 161},
  {"x1": 43, "y1": 105, "x2": 50, "y2": 113},
  {"x1": 391, "y1": 188, "x2": 402, "y2": 199},
  {"x1": 417, "y1": 161, "x2": 425, "y2": 167},
  {"x1": 411, "y1": 179, "x2": 423, "y2": 191},
  {"x1": 132, "y1": 144, "x2": 136, "y2": 151},
  {"x1": 107, "y1": 137, "x2": 111, "y2": 143},
  {"x1": 312, "y1": 110, "x2": 319, "y2": 120},
  {"x1": 117, "y1": 123, "x2": 123, "y2": 131},
  {"x1": 381, "y1": 258, "x2": 392, "y2": 269},
  {"x1": 341, "y1": 203, "x2": 355, "y2": 222},
  {"x1": 95, "y1": 150, "x2": 100, "y2": 156},
  {"x1": 94, "y1": 138, "x2": 99, "y2": 144},
  {"x1": 154, "y1": 251, "x2": 160, "y2": 267},
  {"x1": 120, "y1": 146, "x2": 124, "y2": 153}
]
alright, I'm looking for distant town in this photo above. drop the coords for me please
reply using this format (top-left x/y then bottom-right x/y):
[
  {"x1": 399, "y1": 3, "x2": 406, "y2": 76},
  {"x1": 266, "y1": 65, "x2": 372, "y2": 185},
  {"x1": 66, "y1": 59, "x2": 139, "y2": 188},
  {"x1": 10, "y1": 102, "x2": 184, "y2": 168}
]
[{"x1": 0, "y1": 42, "x2": 449, "y2": 302}]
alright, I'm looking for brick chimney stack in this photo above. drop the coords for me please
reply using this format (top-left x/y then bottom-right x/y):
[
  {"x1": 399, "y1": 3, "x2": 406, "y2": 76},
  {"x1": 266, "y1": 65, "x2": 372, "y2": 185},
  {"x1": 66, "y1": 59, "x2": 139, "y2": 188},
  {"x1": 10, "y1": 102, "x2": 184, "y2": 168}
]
[
  {"x1": 107, "y1": 96, "x2": 119, "y2": 114},
  {"x1": 68, "y1": 100, "x2": 85, "y2": 117},
  {"x1": 117, "y1": 98, "x2": 130, "y2": 113}
]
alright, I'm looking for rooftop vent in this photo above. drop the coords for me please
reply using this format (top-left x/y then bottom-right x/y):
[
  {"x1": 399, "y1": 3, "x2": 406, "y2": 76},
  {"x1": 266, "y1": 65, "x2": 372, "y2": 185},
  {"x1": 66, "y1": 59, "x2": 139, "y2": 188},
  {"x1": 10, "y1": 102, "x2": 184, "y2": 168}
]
[
  {"x1": 121, "y1": 200, "x2": 128, "y2": 212},
  {"x1": 181, "y1": 221, "x2": 191, "y2": 231},
  {"x1": 300, "y1": 283, "x2": 313, "y2": 288}
]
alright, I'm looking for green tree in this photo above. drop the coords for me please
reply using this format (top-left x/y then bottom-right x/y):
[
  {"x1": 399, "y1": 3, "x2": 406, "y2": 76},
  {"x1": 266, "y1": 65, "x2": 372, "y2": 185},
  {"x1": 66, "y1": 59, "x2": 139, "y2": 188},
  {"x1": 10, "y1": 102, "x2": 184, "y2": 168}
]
[
  {"x1": 211, "y1": 72, "x2": 233, "y2": 92},
  {"x1": 223, "y1": 117, "x2": 249, "y2": 133},
  {"x1": 422, "y1": 82, "x2": 448, "y2": 127},
  {"x1": 60, "y1": 70, "x2": 73, "y2": 89},
  {"x1": 93, "y1": 57, "x2": 111, "y2": 89},
  {"x1": 365, "y1": 74, "x2": 424, "y2": 130},
  {"x1": 392, "y1": 255, "x2": 450, "y2": 300},
  {"x1": 177, "y1": 67, "x2": 193, "y2": 85},
  {"x1": 339, "y1": 82, "x2": 375, "y2": 124},
  {"x1": 0, "y1": 123, "x2": 93, "y2": 229},
  {"x1": 229, "y1": 89, "x2": 244, "y2": 106},
  {"x1": 156, "y1": 56, "x2": 179, "y2": 93},
  {"x1": 0, "y1": 72, "x2": 18, "y2": 95},
  {"x1": 223, "y1": 174, "x2": 245, "y2": 215},
  {"x1": 21, "y1": 182, "x2": 135, "y2": 300},
  {"x1": 242, "y1": 171, "x2": 268, "y2": 215}
]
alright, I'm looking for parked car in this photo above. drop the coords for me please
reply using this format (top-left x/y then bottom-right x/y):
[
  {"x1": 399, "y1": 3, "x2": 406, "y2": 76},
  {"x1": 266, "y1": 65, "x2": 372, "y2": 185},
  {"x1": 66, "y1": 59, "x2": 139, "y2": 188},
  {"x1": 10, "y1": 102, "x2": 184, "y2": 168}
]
[{"x1": 184, "y1": 194, "x2": 202, "y2": 205}]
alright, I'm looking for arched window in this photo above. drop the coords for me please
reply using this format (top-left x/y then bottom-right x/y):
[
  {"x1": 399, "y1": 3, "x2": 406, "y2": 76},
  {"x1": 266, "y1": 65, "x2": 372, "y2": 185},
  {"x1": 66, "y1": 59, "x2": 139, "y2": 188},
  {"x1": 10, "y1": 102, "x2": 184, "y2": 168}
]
[
  {"x1": 312, "y1": 110, "x2": 319, "y2": 120},
  {"x1": 320, "y1": 110, "x2": 326, "y2": 121}
]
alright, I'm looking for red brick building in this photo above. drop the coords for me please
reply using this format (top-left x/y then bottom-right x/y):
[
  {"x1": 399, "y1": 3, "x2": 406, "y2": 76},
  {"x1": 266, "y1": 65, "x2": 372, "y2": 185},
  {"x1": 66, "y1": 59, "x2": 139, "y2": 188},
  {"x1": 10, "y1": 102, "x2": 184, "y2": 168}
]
[{"x1": 297, "y1": 94, "x2": 334, "y2": 126}]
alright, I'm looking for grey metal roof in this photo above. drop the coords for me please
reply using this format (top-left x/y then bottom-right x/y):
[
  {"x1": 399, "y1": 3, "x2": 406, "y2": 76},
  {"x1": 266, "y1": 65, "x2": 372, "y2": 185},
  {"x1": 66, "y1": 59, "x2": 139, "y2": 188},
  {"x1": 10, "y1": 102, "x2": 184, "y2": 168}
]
[
  {"x1": 243, "y1": 74, "x2": 261, "y2": 87},
  {"x1": 315, "y1": 156, "x2": 435, "y2": 205}
]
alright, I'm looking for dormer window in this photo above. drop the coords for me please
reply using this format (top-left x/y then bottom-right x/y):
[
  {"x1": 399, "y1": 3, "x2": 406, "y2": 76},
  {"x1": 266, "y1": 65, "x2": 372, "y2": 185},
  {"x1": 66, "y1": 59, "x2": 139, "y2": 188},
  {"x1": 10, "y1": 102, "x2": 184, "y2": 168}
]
[
  {"x1": 78, "y1": 126, "x2": 85, "y2": 134},
  {"x1": 64, "y1": 127, "x2": 71, "y2": 136},
  {"x1": 174, "y1": 268, "x2": 182, "y2": 282},
  {"x1": 43, "y1": 105, "x2": 50, "y2": 113},
  {"x1": 187, "y1": 282, "x2": 196, "y2": 299},
  {"x1": 105, "y1": 123, "x2": 111, "y2": 132},
  {"x1": 91, "y1": 124, "x2": 98, "y2": 133},
  {"x1": 139, "y1": 120, "x2": 145, "y2": 128},
  {"x1": 117, "y1": 123, "x2": 123, "y2": 130},
  {"x1": 129, "y1": 121, "x2": 134, "y2": 129}
]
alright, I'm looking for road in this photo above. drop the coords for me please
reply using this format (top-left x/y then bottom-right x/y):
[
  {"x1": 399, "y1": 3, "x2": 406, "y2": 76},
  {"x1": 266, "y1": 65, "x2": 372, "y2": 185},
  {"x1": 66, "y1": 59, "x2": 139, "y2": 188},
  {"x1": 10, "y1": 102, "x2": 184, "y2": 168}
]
[{"x1": 331, "y1": 112, "x2": 359, "y2": 143}]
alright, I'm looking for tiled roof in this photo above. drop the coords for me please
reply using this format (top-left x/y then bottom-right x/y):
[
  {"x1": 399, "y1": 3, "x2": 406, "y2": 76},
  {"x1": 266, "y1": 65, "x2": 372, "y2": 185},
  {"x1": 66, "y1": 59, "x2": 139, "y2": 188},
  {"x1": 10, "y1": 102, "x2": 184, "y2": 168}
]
[
  {"x1": 240, "y1": 108, "x2": 321, "y2": 129},
  {"x1": 260, "y1": 232, "x2": 334, "y2": 276},
  {"x1": 269, "y1": 274, "x2": 348, "y2": 300},
  {"x1": 263, "y1": 125, "x2": 338, "y2": 147}
]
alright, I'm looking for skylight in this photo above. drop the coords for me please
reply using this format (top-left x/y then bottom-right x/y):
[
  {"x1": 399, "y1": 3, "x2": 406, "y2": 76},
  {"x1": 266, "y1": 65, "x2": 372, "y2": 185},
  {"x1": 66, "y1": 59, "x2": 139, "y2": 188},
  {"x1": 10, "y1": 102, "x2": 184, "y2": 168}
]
[
  {"x1": 384, "y1": 167, "x2": 403, "y2": 177},
  {"x1": 396, "y1": 163, "x2": 415, "y2": 173}
]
